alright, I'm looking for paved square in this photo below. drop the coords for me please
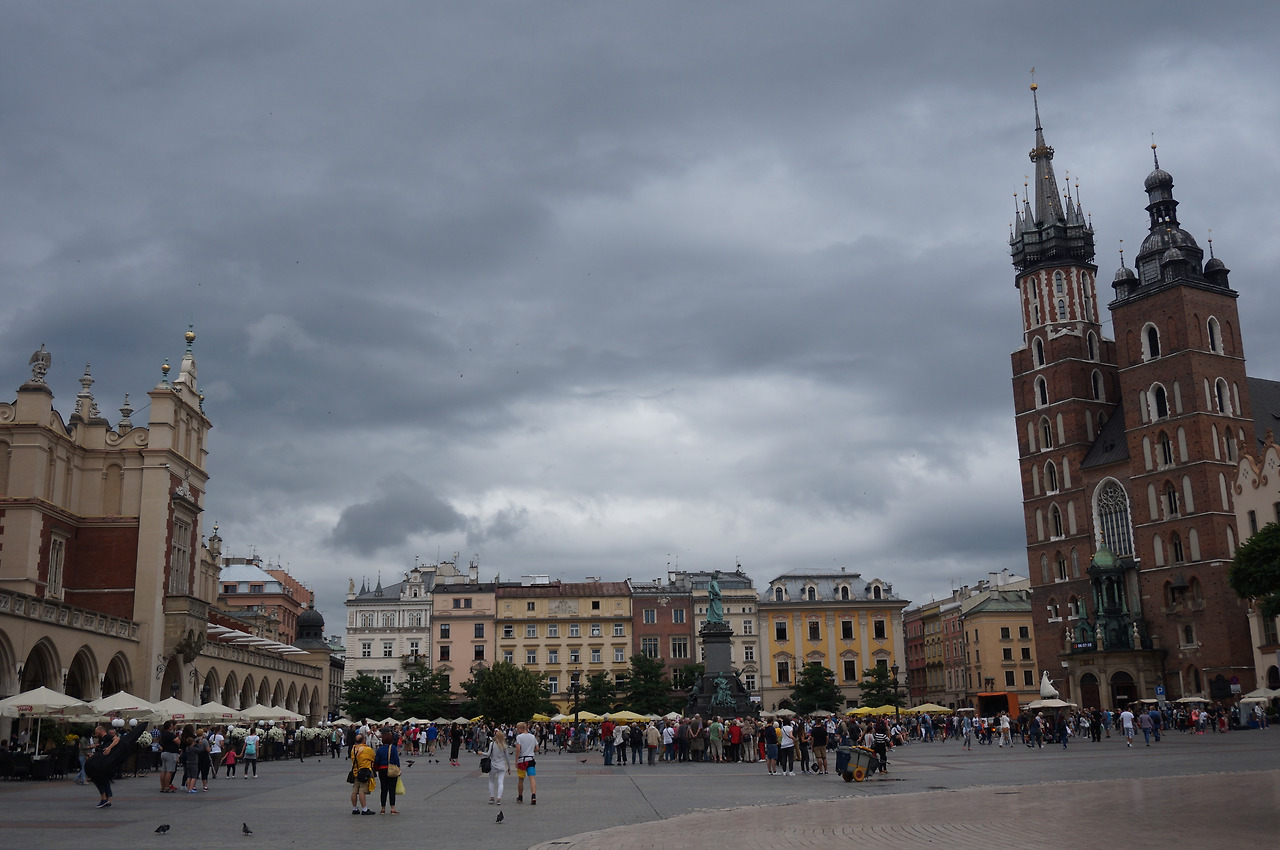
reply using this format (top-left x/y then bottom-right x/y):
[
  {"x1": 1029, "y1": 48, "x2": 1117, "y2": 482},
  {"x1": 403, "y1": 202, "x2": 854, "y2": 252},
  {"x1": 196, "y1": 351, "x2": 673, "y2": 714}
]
[{"x1": 4, "y1": 731, "x2": 1277, "y2": 849}]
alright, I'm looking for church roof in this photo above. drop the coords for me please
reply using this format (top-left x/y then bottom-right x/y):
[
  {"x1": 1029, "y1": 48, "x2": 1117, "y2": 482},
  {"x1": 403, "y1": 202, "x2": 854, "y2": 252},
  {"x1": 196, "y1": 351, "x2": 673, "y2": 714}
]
[
  {"x1": 1248, "y1": 376, "x2": 1280, "y2": 447},
  {"x1": 1080, "y1": 406, "x2": 1129, "y2": 469}
]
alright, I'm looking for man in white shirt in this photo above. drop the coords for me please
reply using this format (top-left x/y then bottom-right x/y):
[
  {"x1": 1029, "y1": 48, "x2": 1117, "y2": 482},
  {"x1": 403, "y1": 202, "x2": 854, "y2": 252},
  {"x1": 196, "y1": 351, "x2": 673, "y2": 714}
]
[
  {"x1": 998, "y1": 712, "x2": 1012, "y2": 748},
  {"x1": 1119, "y1": 708, "x2": 1136, "y2": 747},
  {"x1": 778, "y1": 722, "x2": 795, "y2": 775},
  {"x1": 514, "y1": 721, "x2": 538, "y2": 805}
]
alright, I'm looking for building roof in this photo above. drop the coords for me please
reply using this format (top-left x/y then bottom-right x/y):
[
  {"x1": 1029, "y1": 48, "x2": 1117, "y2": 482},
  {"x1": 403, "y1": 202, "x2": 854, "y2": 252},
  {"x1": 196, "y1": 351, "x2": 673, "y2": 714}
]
[
  {"x1": 1080, "y1": 405, "x2": 1129, "y2": 469},
  {"x1": 761, "y1": 571, "x2": 901, "y2": 603},
  {"x1": 496, "y1": 580, "x2": 631, "y2": 598},
  {"x1": 963, "y1": 590, "x2": 1032, "y2": 615},
  {"x1": 1248, "y1": 376, "x2": 1280, "y2": 447},
  {"x1": 219, "y1": 563, "x2": 283, "y2": 587}
]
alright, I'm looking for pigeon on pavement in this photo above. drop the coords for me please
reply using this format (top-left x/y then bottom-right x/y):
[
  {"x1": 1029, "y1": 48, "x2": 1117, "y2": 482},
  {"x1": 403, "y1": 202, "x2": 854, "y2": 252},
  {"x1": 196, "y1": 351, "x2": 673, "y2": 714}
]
[
  {"x1": 496, "y1": 811, "x2": 504, "y2": 823},
  {"x1": 154, "y1": 825, "x2": 170, "y2": 834},
  {"x1": 242, "y1": 823, "x2": 253, "y2": 836}
]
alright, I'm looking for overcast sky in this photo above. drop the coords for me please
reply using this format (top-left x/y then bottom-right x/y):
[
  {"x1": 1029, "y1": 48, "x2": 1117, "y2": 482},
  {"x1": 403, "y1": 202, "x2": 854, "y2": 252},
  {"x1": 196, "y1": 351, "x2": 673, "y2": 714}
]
[{"x1": 5, "y1": 2, "x2": 1280, "y2": 626}]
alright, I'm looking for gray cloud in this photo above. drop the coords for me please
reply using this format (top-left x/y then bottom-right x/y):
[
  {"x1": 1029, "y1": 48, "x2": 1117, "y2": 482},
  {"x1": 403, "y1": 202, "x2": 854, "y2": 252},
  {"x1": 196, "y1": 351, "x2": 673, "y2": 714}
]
[{"x1": 329, "y1": 475, "x2": 466, "y2": 555}]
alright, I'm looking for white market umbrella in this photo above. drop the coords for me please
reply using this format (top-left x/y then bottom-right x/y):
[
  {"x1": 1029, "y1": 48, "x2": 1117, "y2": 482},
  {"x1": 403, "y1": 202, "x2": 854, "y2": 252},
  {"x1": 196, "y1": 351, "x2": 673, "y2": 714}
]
[
  {"x1": 90, "y1": 691, "x2": 161, "y2": 721},
  {"x1": 773, "y1": 708, "x2": 796, "y2": 717},
  {"x1": 1174, "y1": 696, "x2": 1210, "y2": 704},
  {"x1": 663, "y1": 711, "x2": 682, "y2": 721},
  {"x1": 1026, "y1": 698, "x2": 1076, "y2": 709},
  {"x1": 0, "y1": 687, "x2": 95, "y2": 752},
  {"x1": 451, "y1": 716, "x2": 471, "y2": 725},
  {"x1": 152, "y1": 696, "x2": 203, "y2": 720},
  {"x1": 241, "y1": 704, "x2": 296, "y2": 723},
  {"x1": 192, "y1": 700, "x2": 244, "y2": 722}
]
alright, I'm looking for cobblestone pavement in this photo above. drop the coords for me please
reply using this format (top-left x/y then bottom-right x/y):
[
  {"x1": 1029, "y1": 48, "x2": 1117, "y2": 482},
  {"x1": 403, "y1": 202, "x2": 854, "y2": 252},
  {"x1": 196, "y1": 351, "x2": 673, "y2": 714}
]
[{"x1": 4, "y1": 730, "x2": 1276, "y2": 849}]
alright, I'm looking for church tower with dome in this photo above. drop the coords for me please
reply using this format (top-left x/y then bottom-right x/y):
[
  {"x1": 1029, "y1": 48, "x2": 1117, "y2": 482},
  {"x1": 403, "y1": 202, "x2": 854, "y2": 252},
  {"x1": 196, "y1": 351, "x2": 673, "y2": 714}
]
[{"x1": 1009, "y1": 84, "x2": 1271, "y2": 708}]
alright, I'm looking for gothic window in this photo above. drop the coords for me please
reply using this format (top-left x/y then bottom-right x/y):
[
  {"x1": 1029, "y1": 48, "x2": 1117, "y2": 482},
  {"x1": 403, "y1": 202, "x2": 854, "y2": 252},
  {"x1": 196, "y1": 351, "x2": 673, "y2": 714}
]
[
  {"x1": 1033, "y1": 337, "x2": 1045, "y2": 367},
  {"x1": 1036, "y1": 377, "x2": 1049, "y2": 407},
  {"x1": 1215, "y1": 378, "x2": 1231, "y2": 414},
  {"x1": 1087, "y1": 331, "x2": 1098, "y2": 361},
  {"x1": 1159, "y1": 433, "x2": 1174, "y2": 467},
  {"x1": 1056, "y1": 553, "x2": 1067, "y2": 580},
  {"x1": 1057, "y1": 300, "x2": 1067, "y2": 320},
  {"x1": 1083, "y1": 294, "x2": 1094, "y2": 322},
  {"x1": 1207, "y1": 317, "x2": 1221, "y2": 353},
  {"x1": 1091, "y1": 370, "x2": 1104, "y2": 401},
  {"x1": 1170, "y1": 533, "x2": 1185, "y2": 564},
  {"x1": 1040, "y1": 417, "x2": 1053, "y2": 450},
  {"x1": 1040, "y1": 554, "x2": 1050, "y2": 584},
  {"x1": 1153, "y1": 385, "x2": 1169, "y2": 419},
  {"x1": 1095, "y1": 480, "x2": 1134, "y2": 557},
  {"x1": 1051, "y1": 505, "x2": 1064, "y2": 538},
  {"x1": 1032, "y1": 301, "x2": 1041, "y2": 326},
  {"x1": 1071, "y1": 548, "x2": 1080, "y2": 578},
  {"x1": 1045, "y1": 461, "x2": 1058, "y2": 493},
  {"x1": 1165, "y1": 484, "x2": 1180, "y2": 518},
  {"x1": 1053, "y1": 271, "x2": 1065, "y2": 294},
  {"x1": 1144, "y1": 324, "x2": 1161, "y2": 359}
]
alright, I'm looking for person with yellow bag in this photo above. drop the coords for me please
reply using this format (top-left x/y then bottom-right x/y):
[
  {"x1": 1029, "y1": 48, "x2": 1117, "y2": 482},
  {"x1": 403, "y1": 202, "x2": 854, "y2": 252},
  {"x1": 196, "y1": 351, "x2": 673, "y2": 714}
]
[
  {"x1": 374, "y1": 730, "x2": 402, "y2": 814},
  {"x1": 349, "y1": 733, "x2": 376, "y2": 815}
]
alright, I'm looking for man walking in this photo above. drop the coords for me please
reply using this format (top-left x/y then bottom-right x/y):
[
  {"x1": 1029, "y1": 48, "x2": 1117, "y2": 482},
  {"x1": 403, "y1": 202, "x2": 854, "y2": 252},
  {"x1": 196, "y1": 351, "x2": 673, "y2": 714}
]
[
  {"x1": 514, "y1": 722, "x2": 538, "y2": 806},
  {"x1": 158, "y1": 720, "x2": 180, "y2": 793},
  {"x1": 1120, "y1": 707, "x2": 1136, "y2": 747}
]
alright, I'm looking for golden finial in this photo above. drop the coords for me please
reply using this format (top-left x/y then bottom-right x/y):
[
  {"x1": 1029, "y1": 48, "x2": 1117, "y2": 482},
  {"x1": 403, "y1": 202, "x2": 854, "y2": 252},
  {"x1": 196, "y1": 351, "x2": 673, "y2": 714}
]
[
  {"x1": 161, "y1": 359, "x2": 170, "y2": 376},
  {"x1": 185, "y1": 325, "x2": 196, "y2": 346},
  {"x1": 1029, "y1": 67, "x2": 1037, "y2": 91}
]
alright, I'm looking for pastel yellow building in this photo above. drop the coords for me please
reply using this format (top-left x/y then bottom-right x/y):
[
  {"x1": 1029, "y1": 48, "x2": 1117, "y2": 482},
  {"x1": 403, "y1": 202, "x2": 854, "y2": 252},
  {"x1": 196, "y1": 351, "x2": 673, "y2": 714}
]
[
  {"x1": 758, "y1": 569, "x2": 908, "y2": 711},
  {"x1": 496, "y1": 578, "x2": 632, "y2": 711}
]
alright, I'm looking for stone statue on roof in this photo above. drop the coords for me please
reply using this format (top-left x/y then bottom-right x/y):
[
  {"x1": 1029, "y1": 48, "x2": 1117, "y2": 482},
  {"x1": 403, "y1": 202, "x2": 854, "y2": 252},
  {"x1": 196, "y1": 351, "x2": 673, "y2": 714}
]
[{"x1": 29, "y1": 345, "x2": 51, "y2": 384}]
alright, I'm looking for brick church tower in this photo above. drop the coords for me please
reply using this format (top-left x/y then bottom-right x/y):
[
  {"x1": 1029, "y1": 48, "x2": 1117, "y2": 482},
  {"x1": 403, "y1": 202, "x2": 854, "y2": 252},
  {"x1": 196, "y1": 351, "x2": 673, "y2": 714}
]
[{"x1": 1009, "y1": 84, "x2": 1259, "y2": 708}]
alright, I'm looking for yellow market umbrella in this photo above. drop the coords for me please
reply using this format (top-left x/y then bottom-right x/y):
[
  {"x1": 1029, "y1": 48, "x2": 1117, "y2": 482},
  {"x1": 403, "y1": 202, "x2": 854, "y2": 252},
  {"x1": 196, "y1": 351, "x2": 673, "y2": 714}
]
[
  {"x1": 470, "y1": 715, "x2": 485, "y2": 723},
  {"x1": 606, "y1": 710, "x2": 648, "y2": 723},
  {"x1": 906, "y1": 703, "x2": 953, "y2": 715},
  {"x1": 531, "y1": 713, "x2": 552, "y2": 722},
  {"x1": 573, "y1": 711, "x2": 603, "y2": 722},
  {"x1": 846, "y1": 706, "x2": 876, "y2": 716}
]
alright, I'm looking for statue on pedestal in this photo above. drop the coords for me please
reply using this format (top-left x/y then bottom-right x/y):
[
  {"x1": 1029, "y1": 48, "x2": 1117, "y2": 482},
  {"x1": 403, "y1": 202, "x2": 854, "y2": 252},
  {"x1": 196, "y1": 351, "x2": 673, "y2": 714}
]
[{"x1": 707, "y1": 571, "x2": 724, "y2": 625}]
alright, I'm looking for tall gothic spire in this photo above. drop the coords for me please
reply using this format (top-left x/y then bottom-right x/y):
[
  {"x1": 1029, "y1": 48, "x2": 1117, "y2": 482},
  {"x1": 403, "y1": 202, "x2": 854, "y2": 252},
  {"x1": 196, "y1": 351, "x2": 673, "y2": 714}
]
[{"x1": 1029, "y1": 81, "x2": 1066, "y2": 226}]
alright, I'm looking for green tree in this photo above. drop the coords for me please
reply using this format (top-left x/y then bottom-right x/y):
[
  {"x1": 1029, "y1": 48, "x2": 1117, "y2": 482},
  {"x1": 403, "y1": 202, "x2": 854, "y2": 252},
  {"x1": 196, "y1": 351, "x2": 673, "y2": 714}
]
[
  {"x1": 672, "y1": 662, "x2": 704, "y2": 691},
  {"x1": 789, "y1": 662, "x2": 841, "y2": 714},
  {"x1": 473, "y1": 661, "x2": 546, "y2": 725},
  {"x1": 624, "y1": 654, "x2": 672, "y2": 714},
  {"x1": 341, "y1": 673, "x2": 390, "y2": 720},
  {"x1": 581, "y1": 672, "x2": 616, "y2": 714},
  {"x1": 1230, "y1": 521, "x2": 1280, "y2": 618},
  {"x1": 857, "y1": 665, "x2": 903, "y2": 709},
  {"x1": 396, "y1": 665, "x2": 454, "y2": 720}
]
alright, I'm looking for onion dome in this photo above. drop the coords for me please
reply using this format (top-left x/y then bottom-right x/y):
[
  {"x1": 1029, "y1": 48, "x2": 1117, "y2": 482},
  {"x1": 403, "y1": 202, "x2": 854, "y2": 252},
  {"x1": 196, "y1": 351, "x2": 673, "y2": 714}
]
[{"x1": 1113, "y1": 264, "x2": 1137, "y2": 284}]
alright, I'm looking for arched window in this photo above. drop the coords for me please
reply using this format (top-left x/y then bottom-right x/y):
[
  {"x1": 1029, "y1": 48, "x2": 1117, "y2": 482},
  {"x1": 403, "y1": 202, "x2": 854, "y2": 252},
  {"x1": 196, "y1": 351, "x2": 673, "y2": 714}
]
[
  {"x1": 1047, "y1": 598, "x2": 1061, "y2": 620},
  {"x1": 1033, "y1": 337, "x2": 1045, "y2": 367},
  {"x1": 1040, "y1": 417, "x2": 1054, "y2": 450},
  {"x1": 1207, "y1": 317, "x2": 1221, "y2": 353},
  {"x1": 1051, "y1": 505, "x2": 1064, "y2": 538},
  {"x1": 774, "y1": 587, "x2": 783, "y2": 602},
  {"x1": 1067, "y1": 596, "x2": 1079, "y2": 617},
  {"x1": 806, "y1": 586, "x2": 816, "y2": 601},
  {"x1": 1032, "y1": 301, "x2": 1041, "y2": 326},
  {"x1": 1153, "y1": 385, "x2": 1169, "y2": 419},
  {"x1": 1095, "y1": 480, "x2": 1134, "y2": 557},
  {"x1": 1045, "y1": 461, "x2": 1059, "y2": 492},
  {"x1": 1170, "y1": 532, "x2": 1185, "y2": 564},
  {"x1": 1087, "y1": 331, "x2": 1098, "y2": 361},
  {"x1": 1158, "y1": 433, "x2": 1174, "y2": 467},
  {"x1": 1091, "y1": 370, "x2": 1104, "y2": 401},
  {"x1": 872, "y1": 585, "x2": 882, "y2": 600},
  {"x1": 1071, "y1": 548, "x2": 1080, "y2": 578},
  {"x1": 840, "y1": 586, "x2": 849, "y2": 601},
  {"x1": 1057, "y1": 299, "x2": 1067, "y2": 320},
  {"x1": 1183, "y1": 624, "x2": 1195, "y2": 646},
  {"x1": 1083, "y1": 294, "x2": 1094, "y2": 322},
  {"x1": 1144, "y1": 324, "x2": 1161, "y2": 359},
  {"x1": 1165, "y1": 483, "x2": 1180, "y2": 518},
  {"x1": 1054, "y1": 270, "x2": 1065, "y2": 294},
  {"x1": 1055, "y1": 552, "x2": 1067, "y2": 580},
  {"x1": 1036, "y1": 376, "x2": 1049, "y2": 407},
  {"x1": 1215, "y1": 378, "x2": 1230, "y2": 414}
]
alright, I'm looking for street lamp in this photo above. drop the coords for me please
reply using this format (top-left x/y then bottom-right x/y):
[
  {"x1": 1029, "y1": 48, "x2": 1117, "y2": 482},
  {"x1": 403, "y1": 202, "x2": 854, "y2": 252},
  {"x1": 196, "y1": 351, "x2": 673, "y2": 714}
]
[
  {"x1": 570, "y1": 670, "x2": 583, "y2": 752},
  {"x1": 890, "y1": 663, "x2": 902, "y2": 722}
]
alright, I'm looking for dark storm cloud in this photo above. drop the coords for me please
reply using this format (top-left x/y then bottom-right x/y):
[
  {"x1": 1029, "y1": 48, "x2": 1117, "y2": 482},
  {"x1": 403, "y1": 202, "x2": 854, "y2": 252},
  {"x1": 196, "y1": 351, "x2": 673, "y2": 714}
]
[
  {"x1": 3, "y1": 2, "x2": 1280, "y2": 618},
  {"x1": 329, "y1": 474, "x2": 466, "y2": 555}
]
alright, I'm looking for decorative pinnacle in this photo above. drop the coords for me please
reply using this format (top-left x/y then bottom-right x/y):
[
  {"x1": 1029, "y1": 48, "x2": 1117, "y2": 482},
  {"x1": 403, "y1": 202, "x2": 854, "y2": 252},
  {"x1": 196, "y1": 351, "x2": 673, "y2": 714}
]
[
  {"x1": 185, "y1": 324, "x2": 196, "y2": 349},
  {"x1": 1151, "y1": 134, "x2": 1160, "y2": 169},
  {"x1": 1207, "y1": 229, "x2": 1214, "y2": 258}
]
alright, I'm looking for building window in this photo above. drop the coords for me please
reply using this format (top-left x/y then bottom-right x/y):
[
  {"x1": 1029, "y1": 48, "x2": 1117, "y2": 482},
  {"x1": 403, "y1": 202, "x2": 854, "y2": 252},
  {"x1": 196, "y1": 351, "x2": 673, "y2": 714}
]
[
  {"x1": 1045, "y1": 462, "x2": 1058, "y2": 492},
  {"x1": 745, "y1": 673, "x2": 757, "y2": 691},
  {"x1": 527, "y1": 650, "x2": 538, "y2": 664},
  {"x1": 409, "y1": 640, "x2": 420, "y2": 656},
  {"x1": 569, "y1": 623, "x2": 581, "y2": 637},
  {"x1": 873, "y1": 620, "x2": 887, "y2": 641},
  {"x1": 462, "y1": 598, "x2": 472, "y2": 608},
  {"x1": 808, "y1": 621, "x2": 820, "y2": 641},
  {"x1": 381, "y1": 675, "x2": 393, "y2": 693},
  {"x1": 590, "y1": 649, "x2": 602, "y2": 663},
  {"x1": 841, "y1": 620, "x2": 854, "y2": 640},
  {"x1": 1165, "y1": 485, "x2": 1180, "y2": 518},
  {"x1": 382, "y1": 613, "x2": 395, "y2": 628},
  {"x1": 527, "y1": 601, "x2": 536, "y2": 611},
  {"x1": 590, "y1": 623, "x2": 602, "y2": 637},
  {"x1": 1033, "y1": 337, "x2": 1045, "y2": 366},
  {"x1": 843, "y1": 659, "x2": 858, "y2": 681},
  {"x1": 548, "y1": 676, "x2": 559, "y2": 695},
  {"x1": 1000, "y1": 627, "x2": 1011, "y2": 640},
  {"x1": 643, "y1": 609, "x2": 656, "y2": 624},
  {"x1": 1003, "y1": 647, "x2": 1013, "y2": 661},
  {"x1": 439, "y1": 645, "x2": 450, "y2": 661},
  {"x1": 1040, "y1": 417, "x2": 1053, "y2": 450},
  {"x1": 46, "y1": 537, "x2": 65, "y2": 599},
  {"x1": 526, "y1": 624, "x2": 537, "y2": 638},
  {"x1": 569, "y1": 649, "x2": 580, "y2": 665},
  {"x1": 548, "y1": 650, "x2": 559, "y2": 665},
  {"x1": 592, "y1": 601, "x2": 601, "y2": 610},
  {"x1": 1171, "y1": 533, "x2": 1185, "y2": 564},
  {"x1": 503, "y1": 650, "x2": 514, "y2": 664},
  {"x1": 474, "y1": 623, "x2": 485, "y2": 639},
  {"x1": 744, "y1": 643, "x2": 755, "y2": 662},
  {"x1": 613, "y1": 622, "x2": 625, "y2": 636},
  {"x1": 671, "y1": 637, "x2": 689, "y2": 659},
  {"x1": 383, "y1": 641, "x2": 394, "y2": 658},
  {"x1": 641, "y1": 637, "x2": 659, "y2": 658},
  {"x1": 168, "y1": 518, "x2": 192, "y2": 596},
  {"x1": 361, "y1": 642, "x2": 372, "y2": 658},
  {"x1": 1036, "y1": 376, "x2": 1048, "y2": 407},
  {"x1": 1005, "y1": 670, "x2": 1016, "y2": 687},
  {"x1": 840, "y1": 586, "x2": 850, "y2": 601},
  {"x1": 1248, "y1": 510, "x2": 1259, "y2": 535},
  {"x1": 1022, "y1": 647, "x2": 1032, "y2": 660},
  {"x1": 742, "y1": 619, "x2": 753, "y2": 635},
  {"x1": 1096, "y1": 480, "x2": 1134, "y2": 557},
  {"x1": 1019, "y1": 626, "x2": 1029, "y2": 639},
  {"x1": 547, "y1": 624, "x2": 559, "y2": 637},
  {"x1": 806, "y1": 586, "x2": 817, "y2": 601},
  {"x1": 615, "y1": 648, "x2": 625, "y2": 663},
  {"x1": 1146, "y1": 325, "x2": 1161, "y2": 358},
  {"x1": 453, "y1": 598, "x2": 461, "y2": 608},
  {"x1": 774, "y1": 587, "x2": 784, "y2": 602},
  {"x1": 672, "y1": 609, "x2": 685, "y2": 624},
  {"x1": 776, "y1": 660, "x2": 791, "y2": 684},
  {"x1": 1182, "y1": 624, "x2": 1195, "y2": 647},
  {"x1": 440, "y1": 623, "x2": 451, "y2": 639},
  {"x1": 502, "y1": 624, "x2": 514, "y2": 639}
]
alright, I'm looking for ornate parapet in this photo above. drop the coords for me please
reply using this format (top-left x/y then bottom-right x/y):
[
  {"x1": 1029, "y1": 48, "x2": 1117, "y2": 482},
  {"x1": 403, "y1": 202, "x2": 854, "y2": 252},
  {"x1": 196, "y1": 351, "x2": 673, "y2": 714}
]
[
  {"x1": 0, "y1": 588, "x2": 141, "y2": 640},
  {"x1": 199, "y1": 640, "x2": 323, "y2": 680}
]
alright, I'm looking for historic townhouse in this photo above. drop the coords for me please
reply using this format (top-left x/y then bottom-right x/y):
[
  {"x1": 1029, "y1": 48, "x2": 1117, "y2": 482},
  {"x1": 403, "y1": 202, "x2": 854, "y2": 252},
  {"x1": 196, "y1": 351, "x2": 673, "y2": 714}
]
[{"x1": 343, "y1": 559, "x2": 437, "y2": 694}]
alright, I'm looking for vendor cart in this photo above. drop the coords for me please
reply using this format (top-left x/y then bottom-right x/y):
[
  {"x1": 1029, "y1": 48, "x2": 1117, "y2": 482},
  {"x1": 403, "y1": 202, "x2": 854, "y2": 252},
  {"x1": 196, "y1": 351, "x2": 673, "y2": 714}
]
[{"x1": 835, "y1": 744, "x2": 878, "y2": 782}]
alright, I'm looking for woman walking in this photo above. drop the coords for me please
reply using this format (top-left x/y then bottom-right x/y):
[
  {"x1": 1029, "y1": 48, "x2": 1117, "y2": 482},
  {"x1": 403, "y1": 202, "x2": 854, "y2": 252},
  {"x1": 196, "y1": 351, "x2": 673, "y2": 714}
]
[
  {"x1": 485, "y1": 729, "x2": 513, "y2": 805},
  {"x1": 449, "y1": 723, "x2": 462, "y2": 766},
  {"x1": 374, "y1": 730, "x2": 401, "y2": 814},
  {"x1": 87, "y1": 724, "x2": 120, "y2": 808},
  {"x1": 182, "y1": 725, "x2": 201, "y2": 794},
  {"x1": 349, "y1": 733, "x2": 376, "y2": 815}
]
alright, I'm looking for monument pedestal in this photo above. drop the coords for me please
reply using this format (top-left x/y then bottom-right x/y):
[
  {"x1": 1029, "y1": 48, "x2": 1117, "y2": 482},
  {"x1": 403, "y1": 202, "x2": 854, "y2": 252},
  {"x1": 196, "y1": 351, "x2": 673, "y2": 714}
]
[{"x1": 686, "y1": 622, "x2": 756, "y2": 718}]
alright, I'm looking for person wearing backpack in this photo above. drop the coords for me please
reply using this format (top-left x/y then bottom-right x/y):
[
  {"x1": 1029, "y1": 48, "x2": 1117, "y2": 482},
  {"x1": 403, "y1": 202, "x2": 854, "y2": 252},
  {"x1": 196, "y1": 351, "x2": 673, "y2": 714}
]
[{"x1": 241, "y1": 728, "x2": 260, "y2": 778}]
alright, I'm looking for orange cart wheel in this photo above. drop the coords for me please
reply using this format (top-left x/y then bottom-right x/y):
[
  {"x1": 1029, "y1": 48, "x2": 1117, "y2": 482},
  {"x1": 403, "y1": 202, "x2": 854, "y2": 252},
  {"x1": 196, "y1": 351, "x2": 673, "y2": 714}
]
[{"x1": 852, "y1": 765, "x2": 867, "y2": 782}]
